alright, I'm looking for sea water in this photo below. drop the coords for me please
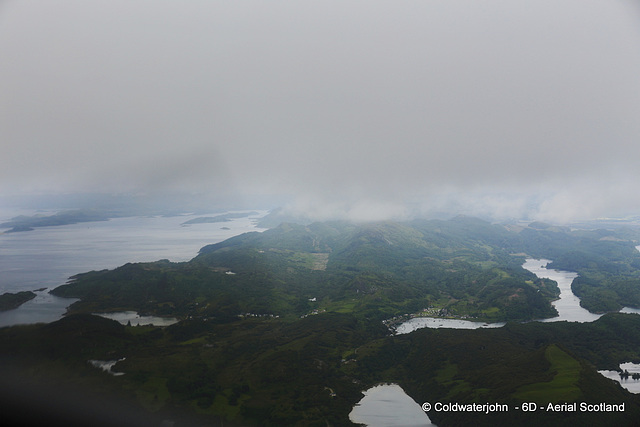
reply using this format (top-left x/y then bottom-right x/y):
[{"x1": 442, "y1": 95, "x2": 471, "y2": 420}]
[{"x1": 0, "y1": 210, "x2": 267, "y2": 326}]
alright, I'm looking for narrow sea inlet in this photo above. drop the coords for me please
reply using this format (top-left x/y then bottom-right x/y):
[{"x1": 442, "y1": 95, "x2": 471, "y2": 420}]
[
  {"x1": 395, "y1": 257, "x2": 608, "y2": 335},
  {"x1": 521, "y1": 259, "x2": 602, "y2": 323}
]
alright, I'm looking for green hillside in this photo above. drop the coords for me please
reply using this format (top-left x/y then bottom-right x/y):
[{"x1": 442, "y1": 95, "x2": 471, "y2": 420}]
[{"x1": 3, "y1": 216, "x2": 640, "y2": 426}]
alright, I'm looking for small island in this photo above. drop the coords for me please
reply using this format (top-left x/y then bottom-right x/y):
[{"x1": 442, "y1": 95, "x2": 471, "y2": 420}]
[
  {"x1": 0, "y1": 210, "x2": 109, "y2": 231},
  {"x1": 0, "y1": 291, "x2": 37, "y2": 311},
  {"x1": 181, "y1": 211, "x2": 258, "y2": 225},
  {"x1": 5, "y1": 225, "x2": 35, "y2": 233}
]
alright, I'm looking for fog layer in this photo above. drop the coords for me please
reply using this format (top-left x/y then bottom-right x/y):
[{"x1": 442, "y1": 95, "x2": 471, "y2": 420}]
[{"x1": 2, "y1": 1, "x2": 639, "y2": 222}]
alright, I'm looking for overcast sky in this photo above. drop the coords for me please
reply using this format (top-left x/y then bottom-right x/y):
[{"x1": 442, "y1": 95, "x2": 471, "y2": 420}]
[{"x1": 1, "y1": 0, "x2": 640, "y2": 222}]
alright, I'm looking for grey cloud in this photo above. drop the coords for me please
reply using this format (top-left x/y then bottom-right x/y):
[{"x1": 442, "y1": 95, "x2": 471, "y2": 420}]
[{"x1": 1, "y1": 1, "x2": 639, "y2": 222}]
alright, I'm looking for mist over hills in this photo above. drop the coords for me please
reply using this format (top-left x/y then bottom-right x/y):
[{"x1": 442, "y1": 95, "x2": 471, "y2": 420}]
[
  {"x1": 2, "y1": 1, "x2": 640, "y2": 425},
  {"x1": 2, "y1": 1, "x2": 640, "y2": 223},
  {"x1": 5, "y1": 190, "x2": 640, "y2": 238}
]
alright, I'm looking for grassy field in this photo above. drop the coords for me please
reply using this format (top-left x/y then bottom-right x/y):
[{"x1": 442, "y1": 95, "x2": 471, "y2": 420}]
[{"x1": 513, "y1": 344, "x2": 582, "y2": 403}]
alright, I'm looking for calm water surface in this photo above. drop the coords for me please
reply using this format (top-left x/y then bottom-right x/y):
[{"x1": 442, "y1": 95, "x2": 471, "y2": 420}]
[
  {"x1": 396, "y1": 257, "x2": 605, "y2": 335},
  {"x1": 5, "y1": 217, "x2": 640, "y2": 424},
  {"x1": 0, "y1": 210, "x2": 267, "y2": 326},
  {"x1": 388, "y1": 255, "x2": 640, "y2": 421},
  {"x1": 598, "y1": 363, "x2": 640, "y2": 394},
  {"x1": 349, "y1": 384, "x2": 435, "y2": 427},
  {"x1": 395, "y1": 317, "x2": 505, "y2": 334},
  {"x1": 522, "y1": 258, "x2": 602, "y2": 323}
]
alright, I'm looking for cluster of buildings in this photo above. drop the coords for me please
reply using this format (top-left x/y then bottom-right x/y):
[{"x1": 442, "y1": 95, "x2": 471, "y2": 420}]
[
  {"x1": 382, "y1": 306, "x2": 479, "y2": 330},
  {"x1": 237, "y1": 313, "x2": 279, "y2": 319}
]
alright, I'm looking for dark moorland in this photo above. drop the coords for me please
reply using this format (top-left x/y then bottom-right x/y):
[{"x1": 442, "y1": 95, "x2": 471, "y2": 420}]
[{"x1": 2, "y1": 216, "x2": 640, "y2": 426}]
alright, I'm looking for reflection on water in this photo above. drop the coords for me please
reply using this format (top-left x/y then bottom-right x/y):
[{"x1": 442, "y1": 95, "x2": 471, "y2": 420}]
[
  {"x1": 599, "y1": 363, "x2": 640, "y2": 394},
  {"x1": 349, "y1": 384, "x2": 435, "y2": 427}
]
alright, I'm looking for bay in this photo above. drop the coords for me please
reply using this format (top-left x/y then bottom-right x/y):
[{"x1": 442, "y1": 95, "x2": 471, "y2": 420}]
[{"x1": 0, "y1": 210, "x2": 267, "y2": 326}]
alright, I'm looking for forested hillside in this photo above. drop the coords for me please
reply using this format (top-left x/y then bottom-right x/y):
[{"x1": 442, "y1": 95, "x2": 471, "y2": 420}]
[{"x1": 3, "y1": 216, "x2": 640, "y2": 426}]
